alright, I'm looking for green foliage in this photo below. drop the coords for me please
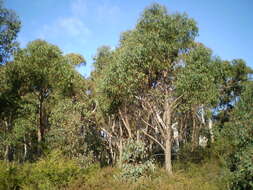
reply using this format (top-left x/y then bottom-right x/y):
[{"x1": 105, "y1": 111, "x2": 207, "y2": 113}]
[
  {"x1": 0, "y1": 161, "x2": 23, "y2": 190},
  {"x1": 214, "y1": 83, "x2": 253, "y2": 190},
  {"x1": 0, "y1": 150, "x2": 84, "y2": 190},
  {"x1": 95, "y1": 3, "x2": 198, "y2": 114},
  {"x1": 117, "y1": 140, "x2": 155, "y2": 181},
  {"x1": 0, "y1": 0, "x2": 21, "y2": 64},
  {"x1": 0, "y1": 159, "x2": 226, "y2": 190},
  {"x1": 177, "y1": 144, "x2": 211, "y2": 164},
  {"x1": 230, "y1": 146, "x2": 253, "y2": 190},
  {"x1": 176, "y1": 43, "x2": 218, "y2": 108},
  {"x1": 22, "y1": 150, "x2": 82, "y2": 189},
  {"x1": 65, "y1": 53, "x2": 86, "y2": 66},
  {"x1": 67, "y1": 161, "x2": 224, "y2": 190},
  {"x1": 0, "y1": 39, "x2": 87, "y2": 161},
  {"x1": 48, "y1": 98, "x2": 104, "y2": 167},
  {"x1": 0, "y1": 2, "x2": 253, "y2": 189}
]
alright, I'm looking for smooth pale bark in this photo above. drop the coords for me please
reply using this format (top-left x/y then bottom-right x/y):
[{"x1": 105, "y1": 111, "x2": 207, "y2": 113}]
[
  {"x1": 191, "y1": 113, "x2": 197, "y2": 150},
  {"x1": 38, "y1": 94, "x2": 44, "y2": 143},
  {"x1": 23, "y1": 140, "x2": 27, "y2": 161},
  {"x1": 4, "y1": 145, "x2": 9, "y2": 161},
  {"x1": 136, "y1": 129, "x2": 140, "y2": 143},
  {"x1": 165, "y1": 137, "x2": 172, "y2": 175},
  {"x1": 164, "y1": 98, "x2": 173, "y2": 175},
  {"x1": 208, "y1": 118, "x2": 214, "y2": 143}
]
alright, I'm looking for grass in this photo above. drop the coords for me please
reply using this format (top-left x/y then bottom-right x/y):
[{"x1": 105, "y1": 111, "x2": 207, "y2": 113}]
[
  {"x1": 67, "y1": 160, "x2": 227, "y2": 190},
  {"x1": 0, "y1": 150, "x2": 228, "y2": 190}
]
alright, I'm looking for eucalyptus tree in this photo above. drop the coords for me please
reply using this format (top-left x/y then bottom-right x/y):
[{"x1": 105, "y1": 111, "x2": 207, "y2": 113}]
[
  {"x1": 215, "y1": 82, "x2": 253, "y2": 189},
  {"x1": 97, "y1": 4, "x2": 200, "y2": 174},
  {"x1": 176, "y1": 43, "x2": 218, "y2": 149},
  {"x1": 0, "y1": 0, "x2": 20, "y2": 160},
  {"x1": 212, "y1": 59, "x2": 252, "y2": 127},
  {"x1": 92, "y1": 46, "x2": 127, "y2": 166},
  {"x1": 0, "y1": 0, "x2": 20, "y2": 64},
  {"x1": 4, "y1": 40, "x2": 85, "y2": 159}
]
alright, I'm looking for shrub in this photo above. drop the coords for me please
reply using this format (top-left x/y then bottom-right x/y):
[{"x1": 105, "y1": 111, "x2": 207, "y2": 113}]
[
  {"x1": 177, "y1": 143, "x2": 211, "y2": 164},
  {"x1": 22, "y1": 150, "x2": 82, "y2": 190},
  {"x1": 229, "y1": 146, "x2": 253, "y2": 190},
  {"x1": 0, "y1": 161, "x2": 23, "y2": 190},
  {"x1": 117, "y1": 140, "x2": 155, "y2": 181}
]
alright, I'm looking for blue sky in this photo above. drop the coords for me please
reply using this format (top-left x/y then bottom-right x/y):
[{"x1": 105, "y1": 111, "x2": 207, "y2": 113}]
[{"x1": 6, "y1": 0, "x2": 253, "y2": 77}]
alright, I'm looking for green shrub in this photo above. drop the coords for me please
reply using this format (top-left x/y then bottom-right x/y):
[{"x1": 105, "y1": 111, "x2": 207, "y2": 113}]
[
  {"x1": 22, "y1": 150, "x2": 82, "y2": 189},
  {"x1": 229, "y1": 146, "x2": 253, "y2": 190},
  {"x1": 177, "y1": 143, "x2": 211, "y2": 164},
  {"x1": 117, "y1": 140, "x2": 155, "y2": 181},
  {"x1": 0, "y1": 161, "x2": 23, "y2": 190}
]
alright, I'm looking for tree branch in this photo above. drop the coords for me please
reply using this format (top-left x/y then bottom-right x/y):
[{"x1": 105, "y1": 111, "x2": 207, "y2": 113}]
[{"x1": 142, "y1": 130, "x2": 165, "y2": 151}]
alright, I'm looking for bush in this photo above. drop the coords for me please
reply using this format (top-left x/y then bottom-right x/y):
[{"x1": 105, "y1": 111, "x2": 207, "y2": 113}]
[
  {"x1": 177, "y1": 143, "x2": 211, "y2": 164},
  {"x1": 0, "y1": 150, "x2": 87, "y2": 190},
  {"x1": 117, "y1": 140, "x2": 155, "y2": 181},
  {"x1": 229, "y1": 146, "x2": 253, "y2": 190},
  {"x1": 22, "y1": 150, "x2": 82, "y2": 189},
  {"x1": 0, "y1": 161, "x2": 23, "y2": 190}
]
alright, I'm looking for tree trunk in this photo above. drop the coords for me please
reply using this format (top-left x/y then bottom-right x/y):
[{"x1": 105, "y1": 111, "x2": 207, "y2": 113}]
[
  {"x1": 164, "y1": 96, "x2": 173, "y2": 175},
  {"x1": 38, "y1": 93, "x2": 45, "y2": 143},
  {"x1": 136, "y1": 129, "x2": 140, "y2": 143},
  {"x1": 208, "y1": 118, "x2": 214, "y2": 143},
  {"x1": 165, "y1": 136, "x2": 172, "y2": 175},
  {"x1": 119, "y1": 108, "x2": 132, "y2": 138},
  {"x1": 23, "y1": 137, "x2": 27, "y2": 161},
  {"x1": 4, "y1": 145, "x2": 14, "y2": 161},
  {"x1": 37, "y1": 93, "x2": 45, "y2": 156},
  {"x1": 4, "y1": 118, "x2": 14, "y2": 161},
  {"x1": 118, "y1": 123, "x2": 123, "y2": 168},
  {"x1": 191, "y1": 115, "x2": 197, "y2": 150}
]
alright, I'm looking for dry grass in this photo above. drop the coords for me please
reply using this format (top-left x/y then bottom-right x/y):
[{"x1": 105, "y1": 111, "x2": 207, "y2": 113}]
[{"x1": 67, "y1": 160, "x2": 226, "y2": 190}]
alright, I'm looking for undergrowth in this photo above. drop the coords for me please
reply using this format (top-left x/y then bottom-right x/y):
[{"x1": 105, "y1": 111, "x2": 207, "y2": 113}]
[{"x1": 0, "y1": 150, "x2": 228, "y2": 190}]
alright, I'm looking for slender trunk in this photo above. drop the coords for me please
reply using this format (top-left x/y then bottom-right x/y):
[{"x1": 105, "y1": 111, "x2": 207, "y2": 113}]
[
  {"x1": 191, "y1": 112, "x2": 198, "y2": 151},
  {"x1": 109, "y1": 136, "x2": 116, "y2": 165},
  {"x1": 119, "y1": 109, "x2": 132, "y2": 138},
  {"x1": 118, "y1": 123, "x2": 123, "y2": 168},
  {"x1": 4, "y1": 145, "x2": 9, "y2": 161},
  {"x1": 38, "y1": 93, "x2": 44, "y2": 143},
  {"x1": 38, "y1": 99, "x2": 42, "y2": 143},
  {"x1": 164, "y1": 96, "x2": 172, "y2": 175},
  {"x1": 4, "y1": 145, "x2": 14, "y2": 161},
  {"x1": 23, "y1": 137, "x2": 27, "y2": 161},
  {"x1": 37, "y1": 93, "x2": 45, "y2": 156},
  {"x1": 165, "y1": 136, "x2": 172, "y2": 175},
  {"x1": 208, "y1": 118, "x2": 214, "y2": 143},
  {"x1": 118, "y1": 140, "x2": 123, "y2": 168},
  {"x1": 4, "y1": 117, "x2": 14, "y2": 161},
  {"x1": 136, "y1": 129, "x2": 140, "y2": 143}
]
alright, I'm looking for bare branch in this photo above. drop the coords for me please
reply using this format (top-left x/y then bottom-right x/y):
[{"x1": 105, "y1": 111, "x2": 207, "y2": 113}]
[
  {"x1": 142, "y1": 130, "x2": 165, "y2": 151},
  {"x1": 91, "y1": 101, "x2": 97, "y2": 113},
  {"x1": 171, "y1": 94, "x2": 184, "y2": 109},
  {"x1": 119, "y1": 109, "x2": 132, "y2": 138}
]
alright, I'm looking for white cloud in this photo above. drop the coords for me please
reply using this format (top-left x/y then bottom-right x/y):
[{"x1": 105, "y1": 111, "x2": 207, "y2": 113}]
[
  {"x1": 71, "y1": 0, "x2": 87, "y2": 17},
  {"x1": 39, "y1": 17, "x2": 90, "y2": 40},
  {"x1": 35, "y1": 0, "x2": 121, "y2": 52},
  {"x1": 59, "y1": 17, "x2": 90, "y2": 36},
  {"x1": 96, "y1": 3, "x2": 121, "y2": 23},
  {"x1": 37, "y1": 0, "x2": 92, "y2": 42}
]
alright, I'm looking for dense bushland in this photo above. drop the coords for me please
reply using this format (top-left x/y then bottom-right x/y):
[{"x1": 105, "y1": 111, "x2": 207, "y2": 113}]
[{"x1": 0, "y1": 1, "x2": 252, "y2": 189}]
